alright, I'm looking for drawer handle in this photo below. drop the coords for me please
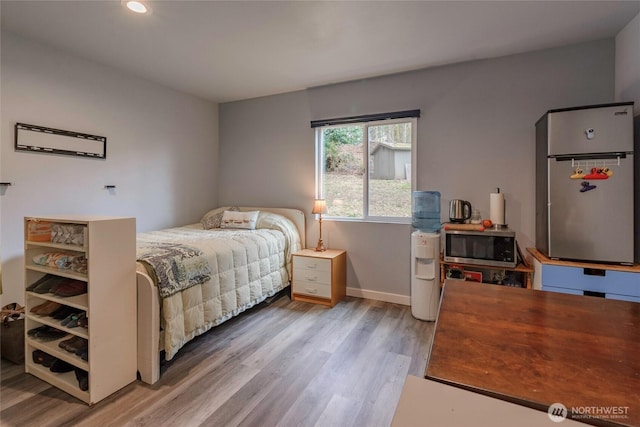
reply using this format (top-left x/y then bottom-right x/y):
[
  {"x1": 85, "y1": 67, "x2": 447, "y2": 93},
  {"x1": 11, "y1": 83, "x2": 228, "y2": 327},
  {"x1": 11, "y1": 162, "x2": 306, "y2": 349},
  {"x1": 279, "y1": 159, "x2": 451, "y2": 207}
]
[
  {"x1": 584, "y1": 290, "x2": 605, "y2": 298},
  {"x1": 584, "y1": 268, "x2": 605, "y2": 277},
  {"x1": 305, "y1": 287, "x2": 318, "y2": 294},
  {"x1": 305, "y1": 262, "x2": 318, "y2": 269},
  {"x1": 305, "y1": 276, "x2": 318, "y2": 282}
]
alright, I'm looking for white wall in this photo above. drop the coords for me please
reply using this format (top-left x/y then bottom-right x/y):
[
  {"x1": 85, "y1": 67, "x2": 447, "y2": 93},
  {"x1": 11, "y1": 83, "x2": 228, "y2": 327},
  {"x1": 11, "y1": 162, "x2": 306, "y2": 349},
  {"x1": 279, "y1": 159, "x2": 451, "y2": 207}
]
[
  {"x1": 0, "y1": 32, "x2": 219, "y2": 306},
  {"x1": 219, "y1": 39, "x2": 615, "y2": 301},
  {"x1": 615, "y1": 12, "x2": 640, "y2": 106}
]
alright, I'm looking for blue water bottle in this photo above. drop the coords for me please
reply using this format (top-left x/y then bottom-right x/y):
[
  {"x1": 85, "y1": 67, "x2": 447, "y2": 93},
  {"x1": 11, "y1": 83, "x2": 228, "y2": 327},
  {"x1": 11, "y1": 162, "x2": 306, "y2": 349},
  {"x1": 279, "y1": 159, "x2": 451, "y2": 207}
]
[{"x1": 412, "y1": 191, "x2": 441, "y2": 232}]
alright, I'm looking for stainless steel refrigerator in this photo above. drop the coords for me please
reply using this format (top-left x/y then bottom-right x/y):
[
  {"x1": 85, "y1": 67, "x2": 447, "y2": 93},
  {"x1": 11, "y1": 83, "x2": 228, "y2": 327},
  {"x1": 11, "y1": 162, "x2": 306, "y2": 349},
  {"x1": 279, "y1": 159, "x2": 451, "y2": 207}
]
[{"x1": 535, "y1": 102, "x2": 635, "y2": 264}]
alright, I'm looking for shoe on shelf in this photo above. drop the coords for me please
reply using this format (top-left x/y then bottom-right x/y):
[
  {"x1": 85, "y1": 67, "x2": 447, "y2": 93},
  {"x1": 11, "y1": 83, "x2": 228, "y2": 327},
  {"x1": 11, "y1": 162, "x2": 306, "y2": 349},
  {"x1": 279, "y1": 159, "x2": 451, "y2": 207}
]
[
  {"x1": 40, "y1": 302, "x2": 63, "y2": 316},
  {"x1": 49, "y1": 278, "x2": 73, "y2": 295},
  {"x1": 26, "y1": 274, "x2": 57, "y2": 292},
  {"x1": 50, "y1": 305, "x2": 68, "y2": 319},
  {"x1": 32, "y1": 350, "x2": 56, "y2": 367},
  {"x1": 50, "y1": 359, "x2": 74, "y2": 373},
  {"x1": 60, "y1": 312, "x2": 82, "y2": 327},
  {"x1": 67, "y1": 312, "x2": 86, "y2": 328},
  {"x1": 29, "y1": 303, "x2": 44, "y2": 315},
  {"x1": 59, "y1": 336, "x2": 87, "y2": 353},
  {"x1": 30, "y1": 301, "x2": 57, "y2": 315},
  {"x1": 53, "y1": 280, "x2": 87, "y2": 297},
  {"x1": 78, "y1": 314, "x2": 88, "y2": 329},
  {"x1": 74, "y1": 341, "x2": 88, "y2": 355},
  {"x1": 33, "y1": 326, "x2": 67, "y2": 342},
  {"x1": 51, "y1": 305, "x2": 77, "y2": 320},
  {"x1": 30, "y1": 301, "x2": 62, "y2": 316},
  {"x1": 74, "y1": 368, "x2": 89, "y2": 391},
  {"x1": 58, "y1": 335, "x2": 80, "y2": 352},
  {"x1": 33, "y1": 276, "x2": 66, "y2": 294},
  {"x1": 27, "y1": 325, "x2": 49, "y2": 337}
]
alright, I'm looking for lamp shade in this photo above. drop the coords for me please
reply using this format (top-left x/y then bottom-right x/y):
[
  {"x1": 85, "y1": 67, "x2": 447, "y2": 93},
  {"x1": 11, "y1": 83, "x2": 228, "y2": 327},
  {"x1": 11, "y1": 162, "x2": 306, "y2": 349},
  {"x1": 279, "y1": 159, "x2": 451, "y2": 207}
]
[{"x1": 312, "y1": 199, "x2": 327, "y2": 214}]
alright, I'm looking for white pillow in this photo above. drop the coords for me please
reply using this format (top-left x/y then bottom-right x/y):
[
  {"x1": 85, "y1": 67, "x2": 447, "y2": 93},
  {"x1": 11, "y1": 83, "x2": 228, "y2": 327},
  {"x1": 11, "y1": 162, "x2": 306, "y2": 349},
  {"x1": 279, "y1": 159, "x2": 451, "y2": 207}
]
[
  {"x1": 220, "y1": 210, "x2": 259, "y2": 230},
  {"x1": 201, "y1": 206, "x2": 239, "y2": 229}
]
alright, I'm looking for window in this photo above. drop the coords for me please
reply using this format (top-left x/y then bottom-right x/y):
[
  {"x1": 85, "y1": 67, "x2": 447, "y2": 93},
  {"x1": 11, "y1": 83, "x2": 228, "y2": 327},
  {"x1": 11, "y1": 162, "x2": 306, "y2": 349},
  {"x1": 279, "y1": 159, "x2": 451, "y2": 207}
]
[{"x1": 314, "y1": 112, "x2": 417, "y2": 222}]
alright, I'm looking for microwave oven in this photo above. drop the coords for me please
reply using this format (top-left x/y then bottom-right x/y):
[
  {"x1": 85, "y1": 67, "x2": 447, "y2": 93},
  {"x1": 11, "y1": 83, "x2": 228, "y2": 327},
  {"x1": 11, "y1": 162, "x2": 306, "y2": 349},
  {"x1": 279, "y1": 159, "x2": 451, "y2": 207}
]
[{"x1": 444, "y1": 228, "x2": 517, "y2": 268}]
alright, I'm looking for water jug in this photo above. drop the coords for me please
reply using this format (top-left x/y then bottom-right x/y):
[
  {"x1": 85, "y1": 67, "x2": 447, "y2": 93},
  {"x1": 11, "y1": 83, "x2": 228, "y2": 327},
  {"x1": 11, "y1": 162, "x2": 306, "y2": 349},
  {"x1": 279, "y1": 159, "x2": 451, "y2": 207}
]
[{"x1": 412, "y1": 191, "x2": 441, "y2": 232}]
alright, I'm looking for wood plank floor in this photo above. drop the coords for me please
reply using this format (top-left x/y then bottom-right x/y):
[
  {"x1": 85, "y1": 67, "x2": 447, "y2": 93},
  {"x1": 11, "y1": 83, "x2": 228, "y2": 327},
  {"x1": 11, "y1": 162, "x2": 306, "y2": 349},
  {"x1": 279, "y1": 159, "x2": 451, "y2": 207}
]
[{"x1": 0, "y1": 296, "x2": 435, "y2": 427}]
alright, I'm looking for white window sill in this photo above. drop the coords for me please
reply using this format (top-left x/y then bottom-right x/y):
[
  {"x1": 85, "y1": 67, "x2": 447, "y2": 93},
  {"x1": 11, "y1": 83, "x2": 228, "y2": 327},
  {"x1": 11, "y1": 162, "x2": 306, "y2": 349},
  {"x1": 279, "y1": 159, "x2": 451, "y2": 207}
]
[{"x1": 321, "y1": 217, "x2": 412, "y2": 225}]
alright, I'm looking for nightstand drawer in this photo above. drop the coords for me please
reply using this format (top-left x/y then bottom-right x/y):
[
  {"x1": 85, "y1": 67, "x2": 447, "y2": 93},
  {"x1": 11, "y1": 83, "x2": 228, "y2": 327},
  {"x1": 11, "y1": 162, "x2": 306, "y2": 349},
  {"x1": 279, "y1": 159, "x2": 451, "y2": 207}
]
[
  {"x1": 293, "y1": 268, "x2": 331, "y2": 285},
  {"x1": 293, "y1": 256, "x2": 331, "y2": 272},
  {"x1": 292, "y1": 280, "x2": 331, "y2": 299}
]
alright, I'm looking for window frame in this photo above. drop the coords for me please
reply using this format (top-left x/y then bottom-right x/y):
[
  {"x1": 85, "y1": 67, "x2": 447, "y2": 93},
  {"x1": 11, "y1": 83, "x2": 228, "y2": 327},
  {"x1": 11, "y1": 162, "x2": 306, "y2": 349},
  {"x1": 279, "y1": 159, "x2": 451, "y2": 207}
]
[{"x1": 315, "y1": 117, "x2": 417, "y2": 224}]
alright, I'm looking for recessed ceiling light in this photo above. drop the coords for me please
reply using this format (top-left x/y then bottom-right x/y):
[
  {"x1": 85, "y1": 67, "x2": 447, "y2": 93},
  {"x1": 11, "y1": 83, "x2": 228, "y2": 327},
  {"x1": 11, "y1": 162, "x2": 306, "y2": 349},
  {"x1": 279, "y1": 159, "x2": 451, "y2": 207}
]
[{"x1": 123, "y1": 1, "x2": 151, "y2": 15}]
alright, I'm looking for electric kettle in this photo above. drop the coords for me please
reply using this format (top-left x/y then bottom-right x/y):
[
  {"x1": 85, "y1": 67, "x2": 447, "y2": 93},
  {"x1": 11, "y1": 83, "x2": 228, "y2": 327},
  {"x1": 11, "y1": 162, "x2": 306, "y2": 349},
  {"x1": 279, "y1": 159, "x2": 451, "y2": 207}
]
[{"x1": 449, "y1": 199, "x2": 472, "y2": 223}]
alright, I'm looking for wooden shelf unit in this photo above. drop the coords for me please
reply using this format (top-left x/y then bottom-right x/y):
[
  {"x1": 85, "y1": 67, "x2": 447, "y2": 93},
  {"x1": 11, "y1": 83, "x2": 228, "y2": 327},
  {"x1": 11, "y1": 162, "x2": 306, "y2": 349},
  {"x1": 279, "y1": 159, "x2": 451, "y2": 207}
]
[
  {"x1": 24, "y1": 216, "x2": 136, "y2": 404},
  {"x1": 439, "y1": 248, "x2": 533, "y2": 289}
]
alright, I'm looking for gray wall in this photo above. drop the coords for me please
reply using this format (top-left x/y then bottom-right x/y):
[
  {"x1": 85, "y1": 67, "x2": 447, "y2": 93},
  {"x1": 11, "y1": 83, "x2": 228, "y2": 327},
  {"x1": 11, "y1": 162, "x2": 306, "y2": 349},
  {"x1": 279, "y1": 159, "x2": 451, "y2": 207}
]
[
  {"x1": 615, "y1": 12, "x2": 640, "y2": 263},
  {"x1": 0, "y1": 32, "x2": 219, "y2": 306},
  {"x1": 219, "y1": 39, "x2": 615, "y2": 301},
  {"x1": 615, "y1": 12, "x2": 640, "y2": 107}
]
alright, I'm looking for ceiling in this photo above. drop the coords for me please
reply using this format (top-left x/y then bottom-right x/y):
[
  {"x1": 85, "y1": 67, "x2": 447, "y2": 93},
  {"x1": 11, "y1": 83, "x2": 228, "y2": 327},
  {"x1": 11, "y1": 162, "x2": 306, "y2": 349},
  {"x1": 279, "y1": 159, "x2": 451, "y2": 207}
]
[{"x1": 2, "y1": 1, "x2": 639, "y2": 103}]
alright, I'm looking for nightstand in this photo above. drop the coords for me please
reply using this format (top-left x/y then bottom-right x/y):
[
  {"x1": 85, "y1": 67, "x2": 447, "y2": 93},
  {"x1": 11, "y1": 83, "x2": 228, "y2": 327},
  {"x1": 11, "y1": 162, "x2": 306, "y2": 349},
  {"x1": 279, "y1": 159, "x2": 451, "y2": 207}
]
[{"x1": 291, "y1": 249, "x2": 346, "y2": 307}]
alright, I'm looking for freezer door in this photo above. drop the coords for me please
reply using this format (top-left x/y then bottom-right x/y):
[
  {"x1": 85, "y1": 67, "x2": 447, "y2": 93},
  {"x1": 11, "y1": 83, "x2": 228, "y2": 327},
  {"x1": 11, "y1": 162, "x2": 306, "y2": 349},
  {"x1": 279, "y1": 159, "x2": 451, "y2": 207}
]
[
  {"x1": 547, "y1": 104, "x2": 633, "y2": 155},
  {"x1": 547, "y1": 155, "x2": 634, "y2": 263}
]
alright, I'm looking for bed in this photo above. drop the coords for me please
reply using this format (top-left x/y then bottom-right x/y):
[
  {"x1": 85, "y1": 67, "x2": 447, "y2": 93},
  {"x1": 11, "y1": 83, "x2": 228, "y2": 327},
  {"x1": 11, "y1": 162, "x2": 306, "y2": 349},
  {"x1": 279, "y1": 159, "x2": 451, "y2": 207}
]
[{"x1": 135, "y1": 206, "x2": 305, "y2": 384}]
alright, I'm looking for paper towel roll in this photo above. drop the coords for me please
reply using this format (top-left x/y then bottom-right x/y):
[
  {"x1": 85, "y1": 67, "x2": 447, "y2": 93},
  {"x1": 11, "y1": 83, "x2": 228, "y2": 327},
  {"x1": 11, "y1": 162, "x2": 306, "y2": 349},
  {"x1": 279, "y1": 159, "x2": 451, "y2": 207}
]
[{"x1": 490, "y1": 192, "x2": 505, "y2": 225}]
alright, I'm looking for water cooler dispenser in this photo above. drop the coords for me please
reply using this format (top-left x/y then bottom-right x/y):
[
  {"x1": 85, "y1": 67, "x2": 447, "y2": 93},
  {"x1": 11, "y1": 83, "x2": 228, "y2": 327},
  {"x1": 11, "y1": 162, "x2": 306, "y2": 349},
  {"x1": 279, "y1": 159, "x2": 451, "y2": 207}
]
[
  {"x1": 411, "y1": 231, "x2": 440, "y2": 321},
  {"x1": 411, "y1": 191, "x2": 441, "y2": 321}
]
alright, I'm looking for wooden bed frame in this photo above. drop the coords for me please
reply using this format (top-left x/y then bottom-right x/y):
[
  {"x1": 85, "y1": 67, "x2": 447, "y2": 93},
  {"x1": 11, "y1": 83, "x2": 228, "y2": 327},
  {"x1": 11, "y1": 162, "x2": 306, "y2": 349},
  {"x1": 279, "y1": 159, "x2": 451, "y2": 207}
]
[{"x1": 136, "y1": 207, "x2": 306, "y2": 384}]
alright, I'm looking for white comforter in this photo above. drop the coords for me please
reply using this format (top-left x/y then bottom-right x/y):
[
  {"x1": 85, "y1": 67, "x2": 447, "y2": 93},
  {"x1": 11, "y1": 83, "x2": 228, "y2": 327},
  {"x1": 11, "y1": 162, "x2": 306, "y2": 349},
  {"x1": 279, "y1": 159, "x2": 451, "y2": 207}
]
[{"x1": 136, "y1": 212, "x2": 301, "y2": 360}]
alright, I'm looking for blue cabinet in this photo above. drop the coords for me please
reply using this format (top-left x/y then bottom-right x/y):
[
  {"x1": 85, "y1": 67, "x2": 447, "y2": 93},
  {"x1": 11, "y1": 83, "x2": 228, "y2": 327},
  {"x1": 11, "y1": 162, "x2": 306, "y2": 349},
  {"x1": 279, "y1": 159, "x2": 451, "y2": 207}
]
[{"x1": 528, "y1": 248, "x2": 640, "y2": 303}]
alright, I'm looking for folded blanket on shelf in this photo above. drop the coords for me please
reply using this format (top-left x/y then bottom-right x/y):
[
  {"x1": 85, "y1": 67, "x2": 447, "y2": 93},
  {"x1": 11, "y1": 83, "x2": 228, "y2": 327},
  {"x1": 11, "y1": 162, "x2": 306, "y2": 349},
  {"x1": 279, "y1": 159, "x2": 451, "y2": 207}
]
[{"x1": 32, "y1": 252, "x2": 87, "y2": 273}]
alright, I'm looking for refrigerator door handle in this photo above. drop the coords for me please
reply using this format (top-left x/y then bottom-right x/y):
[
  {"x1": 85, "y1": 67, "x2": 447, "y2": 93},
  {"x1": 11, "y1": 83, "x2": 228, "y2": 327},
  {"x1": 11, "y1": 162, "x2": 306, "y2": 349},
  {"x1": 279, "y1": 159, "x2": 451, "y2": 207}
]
[{"x1": 551, "y1": 152, "x2": 629, "y2": 162}]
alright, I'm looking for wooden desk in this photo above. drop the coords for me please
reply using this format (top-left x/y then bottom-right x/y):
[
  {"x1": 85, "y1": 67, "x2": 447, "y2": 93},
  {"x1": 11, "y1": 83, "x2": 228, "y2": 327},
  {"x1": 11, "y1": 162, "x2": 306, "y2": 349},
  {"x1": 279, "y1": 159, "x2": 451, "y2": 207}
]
[{"x1": 426, "y1": 280, "x2": 640, "y2": 427}]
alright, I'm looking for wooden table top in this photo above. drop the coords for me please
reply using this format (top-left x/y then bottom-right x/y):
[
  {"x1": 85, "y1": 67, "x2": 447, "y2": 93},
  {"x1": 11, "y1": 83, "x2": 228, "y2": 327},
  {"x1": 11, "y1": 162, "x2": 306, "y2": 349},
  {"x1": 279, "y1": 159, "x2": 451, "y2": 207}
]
[
  {"x1": 426, "y1": 280, "x2": 640, "y2": 427},
  {"x1": 527, "y1": 247, "x2": 640, "y2": 273}
]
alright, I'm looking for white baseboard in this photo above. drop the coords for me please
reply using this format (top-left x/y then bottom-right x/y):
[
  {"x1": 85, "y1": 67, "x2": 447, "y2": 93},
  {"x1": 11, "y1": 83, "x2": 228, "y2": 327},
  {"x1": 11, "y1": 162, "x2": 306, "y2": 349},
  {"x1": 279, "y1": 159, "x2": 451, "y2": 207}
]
[{"x1": 346, "y1": 287, "x2": 410, "y2": 306}]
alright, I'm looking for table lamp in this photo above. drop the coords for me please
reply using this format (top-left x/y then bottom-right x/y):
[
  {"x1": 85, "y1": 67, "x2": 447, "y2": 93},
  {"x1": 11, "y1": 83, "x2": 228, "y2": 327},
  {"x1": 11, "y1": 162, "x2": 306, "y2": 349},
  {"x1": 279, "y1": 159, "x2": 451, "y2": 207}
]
[{"x1": 312, "y1": 199, "x2": 327, "y2": 251}]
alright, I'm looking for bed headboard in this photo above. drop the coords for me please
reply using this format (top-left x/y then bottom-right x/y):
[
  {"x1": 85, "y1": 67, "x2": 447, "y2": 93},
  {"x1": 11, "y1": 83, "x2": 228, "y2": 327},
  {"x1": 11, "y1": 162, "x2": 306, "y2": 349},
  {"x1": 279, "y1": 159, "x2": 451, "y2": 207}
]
[{"x1": 237, "y1": 206, "x2": 306, "y2": 249}]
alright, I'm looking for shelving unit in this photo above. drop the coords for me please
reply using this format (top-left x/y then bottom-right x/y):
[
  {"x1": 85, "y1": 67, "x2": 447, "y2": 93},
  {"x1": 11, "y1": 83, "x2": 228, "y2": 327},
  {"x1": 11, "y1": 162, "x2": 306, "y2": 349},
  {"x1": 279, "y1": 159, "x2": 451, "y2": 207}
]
[
  {"x1": 439, "y1": 248, "x2": 533, "y2": 289},
  {"x1": 24, "y1": 215, "x2": 136, "y2": 404}
]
